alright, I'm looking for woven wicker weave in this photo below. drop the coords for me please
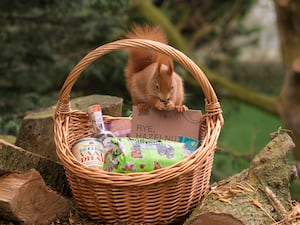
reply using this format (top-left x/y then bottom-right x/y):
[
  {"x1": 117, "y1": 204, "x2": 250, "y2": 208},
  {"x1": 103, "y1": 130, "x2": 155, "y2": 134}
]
[{"x1": 54, "y1": 39, "x2": 223, "y2": 224}]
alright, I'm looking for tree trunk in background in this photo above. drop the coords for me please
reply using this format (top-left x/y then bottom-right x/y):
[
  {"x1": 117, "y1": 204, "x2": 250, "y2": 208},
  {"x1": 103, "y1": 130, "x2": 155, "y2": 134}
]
[
  {"x1": 274, "y1": 1, "x2": 300, "y2": 66},
  {"x1": 274, "y1": 0, "x2": 300, "y2": 160}
]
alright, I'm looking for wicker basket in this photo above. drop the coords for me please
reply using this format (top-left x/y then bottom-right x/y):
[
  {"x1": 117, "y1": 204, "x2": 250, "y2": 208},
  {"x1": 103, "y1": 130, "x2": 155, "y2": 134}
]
[{"x1": 54, "y1": 39, "x2": 223, "y2": 224}]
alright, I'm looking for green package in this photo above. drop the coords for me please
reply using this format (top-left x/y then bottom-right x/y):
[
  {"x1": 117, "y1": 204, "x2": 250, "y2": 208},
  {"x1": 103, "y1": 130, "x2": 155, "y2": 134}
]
[{"x1": 103, "y1": 137, "x2": 190, "y2": 173}]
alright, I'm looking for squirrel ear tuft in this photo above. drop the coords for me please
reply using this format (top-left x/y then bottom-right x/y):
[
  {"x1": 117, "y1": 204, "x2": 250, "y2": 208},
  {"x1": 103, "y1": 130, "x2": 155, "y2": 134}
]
[
  {"x1": 157, "y1": 60, "x2": 162, "y2": 74},
  {"x1": 167, "y1": 57, "x2": 174, "y2": 75},
  {"x1": 157, "y1": 56, "x2": 174, "y2": 76}
]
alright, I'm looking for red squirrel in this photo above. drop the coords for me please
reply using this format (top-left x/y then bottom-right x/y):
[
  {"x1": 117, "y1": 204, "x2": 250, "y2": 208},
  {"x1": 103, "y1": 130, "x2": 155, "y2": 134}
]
[{"x1": 124, "y1": 25, "x2": 188, "y2": 112}]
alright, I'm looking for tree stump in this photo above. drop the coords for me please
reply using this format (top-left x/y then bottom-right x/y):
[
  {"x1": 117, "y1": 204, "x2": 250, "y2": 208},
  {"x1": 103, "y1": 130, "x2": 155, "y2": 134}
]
[
  {"x1": 0, "y1": 139, "x2": 70, "y2": 196},
  {"x1": 0, "y1": 135, "x2": 15, "y2": 145},
  {"x1": 184, "y1": 131, "x2": 299, "y2": 225},
  {"x1": 15, "y1": 94, "x2": 123, "y2": 162},
  {"x1": 0, "y1": 169, "x2": 71, "y2": 225}
]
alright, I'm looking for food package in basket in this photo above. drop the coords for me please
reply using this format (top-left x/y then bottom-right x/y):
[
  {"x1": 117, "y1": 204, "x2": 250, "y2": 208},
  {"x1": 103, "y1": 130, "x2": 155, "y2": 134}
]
[
  {"x1": 104, "y1": 117, "x2": 131, "y2": 137},
  {"x1": 103, "y1": 137, "x2": 191, "y2": 173}
]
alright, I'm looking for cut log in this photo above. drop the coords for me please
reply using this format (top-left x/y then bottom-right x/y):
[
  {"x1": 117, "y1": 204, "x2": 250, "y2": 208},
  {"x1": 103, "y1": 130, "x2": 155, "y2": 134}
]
[
  {"x1": 0, "y1": 135, "x2": 16, "y2": 145},
  {"x1": 0, "y1": 169, "x2": 71, "y2": 225},
  {"x1": 184, "y1": 131, "x2": 298, "y2": 225},
  {"x1": 0, "y1": 139, "x2": 70, "y2": 196},
  {"x1": 15, "y1": 94, "x2": 123, "y2": 162}
]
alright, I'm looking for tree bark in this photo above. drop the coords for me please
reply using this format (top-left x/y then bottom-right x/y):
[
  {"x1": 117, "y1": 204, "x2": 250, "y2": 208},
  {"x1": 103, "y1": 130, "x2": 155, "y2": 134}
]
[
  {"x1": 274, "y1": 1, "x2": 300, "y2": 160},
  {"x1": 0, "y1": 169, "x2": 71, "y2": 225},
  {"x1": 274, "y1": 1, "x2": 300, "y2": 67},
  {"x1": 278, "y1": 59, "x2": 300, "y2": 160},
  {"x1": 184, "y1": 132, "x2": 298, "y2": 225}
]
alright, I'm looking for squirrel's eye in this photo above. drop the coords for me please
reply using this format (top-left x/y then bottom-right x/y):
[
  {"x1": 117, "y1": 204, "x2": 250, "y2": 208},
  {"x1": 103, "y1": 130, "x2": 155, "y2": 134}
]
[
  {"x1": 156, "y1": 84, "x2": 160, "y2": 90},
  {"x1": 171, "y1": 85, "x2": 174, "y2": 89}
]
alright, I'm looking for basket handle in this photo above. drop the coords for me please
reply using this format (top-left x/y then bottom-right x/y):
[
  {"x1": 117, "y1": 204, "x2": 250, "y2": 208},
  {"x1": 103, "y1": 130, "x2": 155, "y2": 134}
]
[{"x1": 56, "y1": 39, "x2": 222, "y2": 120}]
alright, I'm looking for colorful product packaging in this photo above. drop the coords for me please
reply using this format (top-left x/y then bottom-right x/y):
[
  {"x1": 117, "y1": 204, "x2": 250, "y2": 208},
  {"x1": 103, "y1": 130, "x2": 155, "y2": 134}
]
[{"x1": 103, "y1": 137, "x2": 191, "y2": 173}]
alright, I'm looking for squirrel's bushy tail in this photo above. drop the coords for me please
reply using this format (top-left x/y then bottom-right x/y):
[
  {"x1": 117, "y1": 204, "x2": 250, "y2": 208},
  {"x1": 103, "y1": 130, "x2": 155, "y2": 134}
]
[{"x1": 125, "y1": 24, "x2": 169, "y2": 77}]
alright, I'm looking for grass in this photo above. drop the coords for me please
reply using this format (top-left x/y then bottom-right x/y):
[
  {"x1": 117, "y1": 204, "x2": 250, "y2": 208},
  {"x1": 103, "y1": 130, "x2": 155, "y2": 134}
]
[{"x1": 219, "y1": 98, "x2": 282, "y2": 153}]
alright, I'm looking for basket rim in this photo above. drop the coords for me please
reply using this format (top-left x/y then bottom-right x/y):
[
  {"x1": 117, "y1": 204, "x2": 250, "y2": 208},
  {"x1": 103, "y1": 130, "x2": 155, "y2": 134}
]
[
  {"x1": 54, "y1": 38, "x2": 223, "y2": 186},
  {"x1": 56, "y1": 39, "x2": 222, "y2": 118}
]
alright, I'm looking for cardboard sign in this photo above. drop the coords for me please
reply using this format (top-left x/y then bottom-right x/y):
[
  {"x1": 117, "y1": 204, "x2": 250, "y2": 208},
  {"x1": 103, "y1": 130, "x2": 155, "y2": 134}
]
[{"x1": 130, "y1": 106, "x2": 202, "y2": 141}]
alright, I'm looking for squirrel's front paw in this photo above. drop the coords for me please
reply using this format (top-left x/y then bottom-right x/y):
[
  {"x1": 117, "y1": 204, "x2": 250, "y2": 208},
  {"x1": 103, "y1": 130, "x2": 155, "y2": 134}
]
[
  {"x1": 175, "y1": 105, "x2": 188, "y2": 112},
  {"x1": 154, "y1": 101, "x2": 166, "y2": 111},
  {"x1": 137, "y1": 103, "x2": 149, "y2": 113},
  {"x1": 165, "y1": 101, "x2": 175, "y2": 110}
]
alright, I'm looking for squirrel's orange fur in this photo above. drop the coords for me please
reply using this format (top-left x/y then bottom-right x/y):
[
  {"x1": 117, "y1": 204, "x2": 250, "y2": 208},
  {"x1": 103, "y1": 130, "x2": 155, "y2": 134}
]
[{"x1": 125, "y1": 25, "x2": 187, "y2": 112}]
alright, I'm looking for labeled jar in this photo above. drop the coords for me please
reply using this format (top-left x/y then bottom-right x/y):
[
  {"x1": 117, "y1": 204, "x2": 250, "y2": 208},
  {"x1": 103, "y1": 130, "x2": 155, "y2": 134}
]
[{"x1": 72, "y1": 138, "x2": 105, "y2": 169}]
